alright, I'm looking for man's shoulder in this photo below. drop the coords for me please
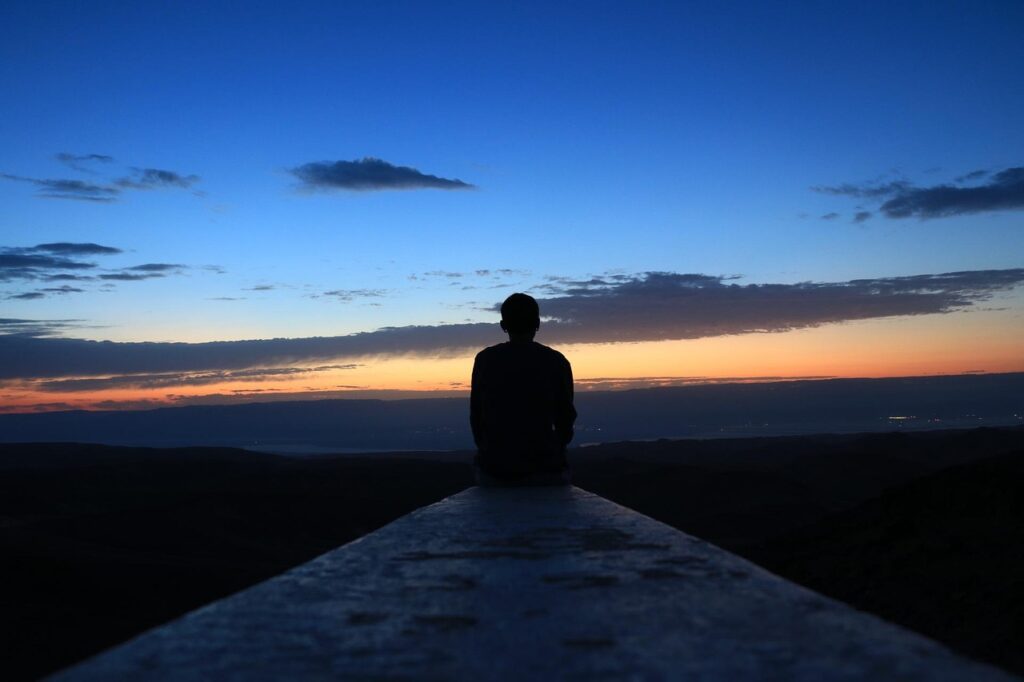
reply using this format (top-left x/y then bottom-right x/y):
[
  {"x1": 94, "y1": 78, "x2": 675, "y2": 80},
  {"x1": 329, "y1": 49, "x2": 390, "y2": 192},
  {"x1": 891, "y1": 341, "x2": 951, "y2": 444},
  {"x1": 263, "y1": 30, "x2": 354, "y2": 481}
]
[
  {"x1": 474, "y1": 342, "x2": 507, "y2": 365},
  {"x1": 532, "y1": 342, "x2": 570, "y2": 365},
  {"x1": 475, "y1": 341, "x2": 569, "y2": 366},
  {"x1": 476, "y1": 342, "x2": 506, "y2": 357}
]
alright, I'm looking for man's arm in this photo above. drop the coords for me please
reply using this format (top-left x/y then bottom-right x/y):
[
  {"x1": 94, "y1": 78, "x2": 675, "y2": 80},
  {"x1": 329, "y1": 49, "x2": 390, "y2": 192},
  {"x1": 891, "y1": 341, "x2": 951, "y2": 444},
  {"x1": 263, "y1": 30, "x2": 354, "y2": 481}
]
[
  {"x1": 469, "y1": 352, "x2": 484, "y2": 450},
  {"x1": 554, "y1": 357, "x2": 576, "y2": 447}
]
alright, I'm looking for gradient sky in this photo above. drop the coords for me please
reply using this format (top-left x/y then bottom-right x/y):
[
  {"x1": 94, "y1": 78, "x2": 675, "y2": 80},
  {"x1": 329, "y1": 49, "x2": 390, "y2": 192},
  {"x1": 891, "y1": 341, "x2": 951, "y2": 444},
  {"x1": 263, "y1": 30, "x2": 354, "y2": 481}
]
[{"x1": 2, "y1": 1, "x2": 1023, "y2": 412}]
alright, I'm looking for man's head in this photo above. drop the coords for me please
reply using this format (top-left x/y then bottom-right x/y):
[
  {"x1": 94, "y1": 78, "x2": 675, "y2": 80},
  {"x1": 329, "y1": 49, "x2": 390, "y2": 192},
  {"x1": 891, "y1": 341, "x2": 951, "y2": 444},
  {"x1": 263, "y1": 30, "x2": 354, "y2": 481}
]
[{"x1": 500, "y1": 293, "x2": 540, "y2": 339}]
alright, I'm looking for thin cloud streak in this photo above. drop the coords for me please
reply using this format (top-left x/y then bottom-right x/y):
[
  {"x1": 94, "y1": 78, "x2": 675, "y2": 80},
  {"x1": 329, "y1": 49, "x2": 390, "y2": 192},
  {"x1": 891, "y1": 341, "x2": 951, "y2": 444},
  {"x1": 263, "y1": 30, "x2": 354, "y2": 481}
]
[
  {"x1": 3, "y1": 158, "x2": 200, "y2": 201},
  {"x1": 35, "y1": 364, "x2": 361, "y2": 392},
  {"x1": 0, "y1": 173, "x2": 119, "y2": 201},
  {"x1": 55, "y1": 153, "x2": 115, "y2": 172},
  {"x1": 115, "y1": 168, "x2": 200, "y2": 190}
]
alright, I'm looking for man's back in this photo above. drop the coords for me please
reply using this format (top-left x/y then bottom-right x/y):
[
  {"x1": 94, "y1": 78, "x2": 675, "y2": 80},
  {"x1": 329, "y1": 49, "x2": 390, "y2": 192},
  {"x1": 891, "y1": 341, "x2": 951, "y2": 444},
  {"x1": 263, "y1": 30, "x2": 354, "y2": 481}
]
[{"x1": 470, "y1": 341, "x2": 576, "y2": 479}]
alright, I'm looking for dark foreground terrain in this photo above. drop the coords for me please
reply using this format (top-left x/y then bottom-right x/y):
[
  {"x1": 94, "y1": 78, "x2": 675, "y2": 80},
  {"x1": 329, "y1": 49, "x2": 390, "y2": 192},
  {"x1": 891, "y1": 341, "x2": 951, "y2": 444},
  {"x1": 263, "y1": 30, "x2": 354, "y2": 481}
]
[{"x1": 1, "y1": 427, "x2": 1022, "y2": 678}]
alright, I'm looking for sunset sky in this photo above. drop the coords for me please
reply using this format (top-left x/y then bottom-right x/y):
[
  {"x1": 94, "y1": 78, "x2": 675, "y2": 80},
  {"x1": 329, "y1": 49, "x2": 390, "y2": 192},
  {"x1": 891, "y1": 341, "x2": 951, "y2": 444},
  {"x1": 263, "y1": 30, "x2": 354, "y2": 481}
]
[{"x1": 2, "y1": 1, "x2": 1023, "y2": 412}]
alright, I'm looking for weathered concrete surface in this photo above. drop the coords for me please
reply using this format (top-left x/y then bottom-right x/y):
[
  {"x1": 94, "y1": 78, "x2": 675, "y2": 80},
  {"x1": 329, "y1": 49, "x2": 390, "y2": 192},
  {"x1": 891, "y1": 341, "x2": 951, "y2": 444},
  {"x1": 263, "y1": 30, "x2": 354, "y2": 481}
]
[{"x1": 53, "y1": 486, "x2": 1013, "y2": 681}]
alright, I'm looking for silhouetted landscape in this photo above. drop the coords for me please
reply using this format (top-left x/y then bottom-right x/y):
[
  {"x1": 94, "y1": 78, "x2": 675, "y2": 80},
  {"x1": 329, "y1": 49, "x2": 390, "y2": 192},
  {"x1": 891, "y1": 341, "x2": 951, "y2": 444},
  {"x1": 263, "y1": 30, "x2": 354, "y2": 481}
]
[
  {"x1": 4, "y1": 4, "x2": 1022, "y2": 680},
  {"x1": 3, "y1": 426, "x2": 1022, "y2": 679}
]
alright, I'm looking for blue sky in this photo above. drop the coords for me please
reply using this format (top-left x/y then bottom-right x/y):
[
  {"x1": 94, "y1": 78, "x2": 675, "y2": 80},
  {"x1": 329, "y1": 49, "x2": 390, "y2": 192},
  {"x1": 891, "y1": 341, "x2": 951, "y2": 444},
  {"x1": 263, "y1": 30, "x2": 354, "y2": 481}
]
[{"x1": 2, "y1": 1, "x2": 1023, "y2": 409}]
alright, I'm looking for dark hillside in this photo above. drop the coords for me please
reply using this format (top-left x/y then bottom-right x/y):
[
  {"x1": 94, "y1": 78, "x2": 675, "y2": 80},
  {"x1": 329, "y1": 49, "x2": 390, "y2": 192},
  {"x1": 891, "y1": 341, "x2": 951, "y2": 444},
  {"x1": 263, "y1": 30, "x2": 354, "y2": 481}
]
[
  {"x1": 747, "y1": 451, "x2": 1024, "y2": 675},
  {"x1": 0, "y1": 443, "x2": 472, "y2": 680},
  {"x1": 3, "y1": 427, "x2": 1023, "y2": 678}
]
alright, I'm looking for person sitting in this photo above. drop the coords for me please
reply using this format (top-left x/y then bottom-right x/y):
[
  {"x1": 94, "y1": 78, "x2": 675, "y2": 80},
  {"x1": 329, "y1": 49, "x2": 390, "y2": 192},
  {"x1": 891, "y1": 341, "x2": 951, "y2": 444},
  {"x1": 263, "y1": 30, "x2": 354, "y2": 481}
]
[{"x1": 470, "y1": 293, "x2": 576, "y2": 486}]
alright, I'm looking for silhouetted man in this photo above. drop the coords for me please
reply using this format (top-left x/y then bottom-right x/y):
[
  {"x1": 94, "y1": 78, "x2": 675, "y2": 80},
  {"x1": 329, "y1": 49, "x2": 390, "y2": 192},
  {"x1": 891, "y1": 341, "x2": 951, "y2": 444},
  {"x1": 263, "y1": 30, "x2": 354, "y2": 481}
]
[{"x1": 470, "y1": 293, "x2": 576, "y2": 486}]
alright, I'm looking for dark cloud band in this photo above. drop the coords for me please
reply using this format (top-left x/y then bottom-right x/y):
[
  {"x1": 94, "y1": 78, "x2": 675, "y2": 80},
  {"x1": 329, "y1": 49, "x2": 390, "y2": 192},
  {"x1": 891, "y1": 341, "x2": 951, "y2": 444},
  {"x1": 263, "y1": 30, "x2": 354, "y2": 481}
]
[{"x1": 2, "y1": 268, "x2": 1022, "y2": 381}]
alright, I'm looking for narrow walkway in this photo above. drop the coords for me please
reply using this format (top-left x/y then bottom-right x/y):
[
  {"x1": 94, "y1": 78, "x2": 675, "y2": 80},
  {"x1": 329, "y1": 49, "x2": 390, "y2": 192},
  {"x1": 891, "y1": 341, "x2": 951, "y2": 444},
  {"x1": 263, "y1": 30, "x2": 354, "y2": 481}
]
[{"x1": 54, "y1": 486, "x2": 1011, "y2": 680}]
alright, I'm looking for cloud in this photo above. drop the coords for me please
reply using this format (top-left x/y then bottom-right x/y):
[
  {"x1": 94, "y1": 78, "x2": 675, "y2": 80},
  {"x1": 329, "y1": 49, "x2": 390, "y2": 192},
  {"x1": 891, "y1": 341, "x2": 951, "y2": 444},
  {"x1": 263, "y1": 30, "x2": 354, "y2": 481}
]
[
  {"x1": 0, "y1": 242, "x2": 187, "y2": 294},
  {"x1": 55, "y1": 153, "x2": 114, "y2": 172},
  {"x1": 814, "y1": 166, "x2": 1024, "y2": 219},
  {"x1": 531, "y1": 270, "x2": 1024, "y2": 343},
  {"x1": 880, "y1": 167, "x2": 1024, "y2": 218},
  {"x1": 955, "y1": 169, "x2": 988, "y2": 183},
  {"x1": 0, "y1": 173, "x2": 119, "y2": 201},
  {"x1": 3, "y1": 158, "x2": 199, "y2": 201},
  {"x1": 0, "y1": 318, "x2": 86, "y2": 337},
  {"x1": 0, "y1": 248, "x2": 97, "y2": 281},
  {"x1": 35, "y1": 364, "x2": 361, "y2": 392},
  {"x1": 33, "y1": 242, "x2": 122, "y2": 255},
  {"x1": 3, "y1": 268, "x2": 1023, "y2": 382},
  {"x1": 852, "y1": 211, "x2": 872, "y2": 223},
  {"x1": 291, "y1": 157, "x2": 474, "y2": 191},
  {"x1": 0, "y1": 243, "x2": 125, "y2": 296},
  {"x1": 820, "y1": 212, "x2": 839, "y2": 220},
  {"x1": 322, "y1": 288, "x2": 387, "y2": 302},
  {"x1": 245, "y1": 284, "x2": 275, "y2": 291},
  {"x1": 42, "y1": 274, "x2": 95, "y2": 282},
  {"x1": 0, "y1": 245, "x2": 119, "y2": 296},
  {"x1": 812, "y1": 180, "x2": 911, "y2": 199},
  {"x1": 115, "y1": 168, "x2": 200, "y2": 190},
  {"x1": 127, "y1": 263, "x2": 184, "y2": 272},
  {"x1": 98, "y1": 272, "x2": 164, "y2": 281},
  {"x1": 38, "y1": 285, "x2": 84, "y2": 294},
  {"x1": 411, "y1": 269, "x2": 527, "y2": 282},
  {"x1": 94, "y1": 262, "x2": 187, "y2": 282}
]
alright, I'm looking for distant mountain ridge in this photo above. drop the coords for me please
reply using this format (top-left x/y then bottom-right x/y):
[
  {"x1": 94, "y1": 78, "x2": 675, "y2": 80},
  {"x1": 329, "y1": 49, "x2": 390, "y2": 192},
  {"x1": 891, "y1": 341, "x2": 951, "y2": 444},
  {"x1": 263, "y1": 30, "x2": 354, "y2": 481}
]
[{"x1": 1, "y1": 372, "x2": 1021, "y2": 450}]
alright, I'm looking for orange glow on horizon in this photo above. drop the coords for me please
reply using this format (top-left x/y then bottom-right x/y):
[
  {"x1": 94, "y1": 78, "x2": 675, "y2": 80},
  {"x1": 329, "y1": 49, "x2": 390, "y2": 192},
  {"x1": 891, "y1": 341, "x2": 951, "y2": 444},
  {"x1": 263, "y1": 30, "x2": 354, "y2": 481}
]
[{"x1": 2, "y1": 310, "x2": 1022, "y2": 413}]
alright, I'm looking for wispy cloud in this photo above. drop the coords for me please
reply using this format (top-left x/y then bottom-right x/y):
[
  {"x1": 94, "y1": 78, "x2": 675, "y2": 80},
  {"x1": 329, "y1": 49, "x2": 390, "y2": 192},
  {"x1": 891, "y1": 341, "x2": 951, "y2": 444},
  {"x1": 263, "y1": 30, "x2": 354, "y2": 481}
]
[
  {"x1": 812, "y1": 179, "x2": 912, "y2": 199},
  {"x1": 127, "y1": 263, "x2": 184, "y2": 273},
  {"x1": 0, "y1": 174, "x2": 119, "y2": 202},
  {"x1": 291, "y1": 157, "x2": 474, "y2": 192},
  {"x1": 42, "y1": 274, "x2": 95, "y2": 282},
  {"x1": 0, "y1": 243, "x2": 185, "y2": 295},
  {"x1": 33, "y1": 242, "x2": 123, "y2": 256},
  {"x1": 35, "y1": 364, "x2": 361, "y2": 392},
  {"x1": 3, "y1": 156, "x2": 200, "y2": 201},
  {"x1": 38, "y1": 285, "x2": 84, "y2": 295},
  {"x1": 3, "y1": 268, "x2": 1022, "y2": 381},
  {"x1": 0, "y1": 245, "x2": 101, "y2": 281},
  {"x1": 0, "y1": 318, "x2": 88, "y2": 337},
  {"x1": 98, "y1": 272, "x2": 165, "y2": 281},
  {"x1": 321, "y1": 288, "x2": 388, "y2": 302},
  {"x1": 813, "y1": 166, "x2": 1024, "y2": 219},
  {"x1": 55, "y1": 153, "x2": 115, "y2": 172},
  {"x1": 115, "y1": 168, "x2": 200, "y2": 190}
]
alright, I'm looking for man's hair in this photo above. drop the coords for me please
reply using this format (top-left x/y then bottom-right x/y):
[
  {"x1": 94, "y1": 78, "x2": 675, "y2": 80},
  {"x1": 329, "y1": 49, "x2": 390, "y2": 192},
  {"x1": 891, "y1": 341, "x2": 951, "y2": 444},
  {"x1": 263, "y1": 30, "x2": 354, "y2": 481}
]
[{"x1": 500, "y1": 293, "x2": 540, "y2": 333}]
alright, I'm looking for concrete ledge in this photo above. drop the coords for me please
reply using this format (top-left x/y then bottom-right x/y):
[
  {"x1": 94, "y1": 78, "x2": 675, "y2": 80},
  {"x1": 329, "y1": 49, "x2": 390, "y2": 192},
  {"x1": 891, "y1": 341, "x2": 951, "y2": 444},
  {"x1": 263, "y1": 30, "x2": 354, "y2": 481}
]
[{"x1": 53, "y1": 486, "x2": 1012, "y2": 680}]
